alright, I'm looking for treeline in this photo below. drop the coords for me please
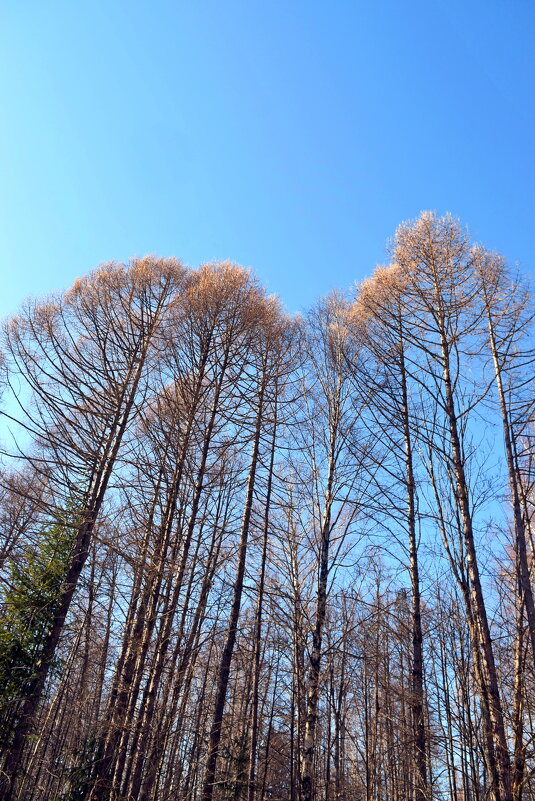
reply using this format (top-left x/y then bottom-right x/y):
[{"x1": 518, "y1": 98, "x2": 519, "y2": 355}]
[{"x1": 0, "y1": 212, "x2": 533, "y2": 801}]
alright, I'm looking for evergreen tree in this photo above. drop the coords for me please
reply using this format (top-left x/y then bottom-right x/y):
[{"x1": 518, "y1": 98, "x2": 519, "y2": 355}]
[{"x1": 0, "y1": 513, "x2": 77, "y2": 748}]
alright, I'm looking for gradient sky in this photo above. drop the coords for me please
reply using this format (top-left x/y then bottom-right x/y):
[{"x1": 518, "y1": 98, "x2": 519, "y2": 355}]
[{"x1": 1, "y1": 0, "x2": 534, "y2": 317}]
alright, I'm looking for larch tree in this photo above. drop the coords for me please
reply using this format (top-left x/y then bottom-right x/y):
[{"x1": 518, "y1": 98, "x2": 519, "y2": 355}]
[
  {"x1": 0, "y1": 257, "x2": 185, "y2": 799},
  {"x1": 354, "y1": 263, "x2": 429, "y2": 801}
]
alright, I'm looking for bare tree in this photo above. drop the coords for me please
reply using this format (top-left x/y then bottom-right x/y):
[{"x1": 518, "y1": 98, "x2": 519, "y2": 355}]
[{"x1": 0, "y1": 257, "x2": 185, "y2": 799}]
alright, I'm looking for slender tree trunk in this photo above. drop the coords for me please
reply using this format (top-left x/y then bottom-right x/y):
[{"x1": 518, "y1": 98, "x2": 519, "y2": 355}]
[
  {"x1": 484, "y1": 300, "x2": 535, "y2": 664},
  {"x1": 397, "y1": 330, "x2": 428, "y2": 801},
  {"x1": 512, "y1": 586, "x2": 526, "y2": 801},
  {"x1": 247, "y1": 406, "x2": 277, "y2": 801},
  {"x1": 300, "y1": 440, "x2": 337, "y2": 801},
  {"x1": 435, "y1": 299, "x2": 512, "y2": 801},
  {"x1": 201, "y1": 374, "x2": 266, "y2": 801}
]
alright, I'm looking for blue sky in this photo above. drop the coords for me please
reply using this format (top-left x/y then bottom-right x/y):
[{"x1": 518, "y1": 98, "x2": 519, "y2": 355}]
[{"x1": 1, "y1": 0, "x2": 534, "y2": 316}]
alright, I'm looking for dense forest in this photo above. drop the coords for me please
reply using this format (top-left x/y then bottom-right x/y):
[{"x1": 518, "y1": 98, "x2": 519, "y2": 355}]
[{"x1": 0, "y1": 212, "x2": 533, "y2": 801}]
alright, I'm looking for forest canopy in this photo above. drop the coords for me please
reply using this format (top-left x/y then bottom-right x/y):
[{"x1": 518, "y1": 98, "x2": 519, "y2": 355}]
[{"x1": 0, "y1": 213, "x2": 534, "y2": 801}]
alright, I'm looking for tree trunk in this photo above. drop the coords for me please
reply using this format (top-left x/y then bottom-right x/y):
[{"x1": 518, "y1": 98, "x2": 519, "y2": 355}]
[{"x1": 201, "y1": 375, "x2": 266, "y2": 801}]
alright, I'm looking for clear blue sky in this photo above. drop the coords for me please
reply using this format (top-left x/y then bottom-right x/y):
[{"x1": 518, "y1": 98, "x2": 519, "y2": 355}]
[{"x1": 1, "y1": 0, "x2": 534, "y2": 316}]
